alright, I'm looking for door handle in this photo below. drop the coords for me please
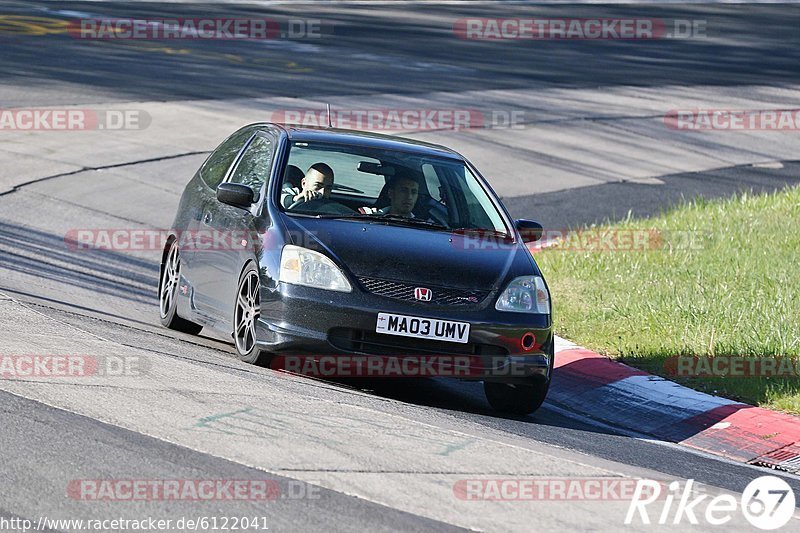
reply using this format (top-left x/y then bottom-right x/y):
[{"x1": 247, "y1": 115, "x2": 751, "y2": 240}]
[{"x1": 202, "y1": 212, "x2": 213, "y2": 225}]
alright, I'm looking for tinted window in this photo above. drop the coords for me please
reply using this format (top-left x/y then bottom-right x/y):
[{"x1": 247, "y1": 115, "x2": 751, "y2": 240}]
[
  {"x1": 286, "y1": 145, "x2": 384, "y2": 197},
  {"x1": 228, "y1": 134, "x2": 276, "y2": 201},
  {"x1": 200, "y1": 127, "x2": 257, "y2": 189},
  {"x1": 450, "y1": 165, "x2": 506, "y2": 231},
  {"x1": 282, "y1": 141, "x2": 508, "y2": 234}
]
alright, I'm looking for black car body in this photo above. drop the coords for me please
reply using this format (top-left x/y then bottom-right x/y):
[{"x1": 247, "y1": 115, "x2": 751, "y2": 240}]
[{"x1": 159, "y1": 123, "x2": 553, "y2": 414}]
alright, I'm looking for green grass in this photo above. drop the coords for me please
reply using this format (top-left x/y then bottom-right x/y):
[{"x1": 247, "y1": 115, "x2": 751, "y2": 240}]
[{"x1": 535, "y1": 186, "x2": 800, "y2": 414}]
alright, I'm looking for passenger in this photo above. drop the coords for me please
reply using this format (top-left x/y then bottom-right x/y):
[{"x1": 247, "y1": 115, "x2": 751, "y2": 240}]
[{"x1": 282, "y1": 163, "x2": 334, "y2": 208}]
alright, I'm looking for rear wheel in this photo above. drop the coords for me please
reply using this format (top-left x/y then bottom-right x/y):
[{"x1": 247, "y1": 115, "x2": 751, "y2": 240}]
[
  {"x1": 159, "y1": 241, "x2": 203, "y2": 335},
  {"x1": 484, "y1": 380, "x2": 549, "y2": 415},
  {"x1": 233, "y1": 267, "x2": 264, "y2": 364}
]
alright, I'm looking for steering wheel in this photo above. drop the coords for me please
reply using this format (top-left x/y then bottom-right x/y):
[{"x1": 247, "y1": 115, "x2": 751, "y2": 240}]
[
  {"x1": 428, "y1": 209, "x2": 449, "y2": 227},
  {"x1": 288, "y1": 195, "x2": 330, "y2": 210},
  {"x1": 288, "y1": 197, "x2": 356, "y2": 215},
  {"x1": 288, "y1": 198, "x2": 310, "y2": 210},
  {"x1": 416, "y1": 196, "x2": 449, "y2": 227}
]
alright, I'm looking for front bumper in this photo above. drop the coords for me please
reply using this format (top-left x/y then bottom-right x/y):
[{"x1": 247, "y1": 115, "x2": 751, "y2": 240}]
[{"x1": 256, "y1": 282, "x2": 553, "y2": 383}]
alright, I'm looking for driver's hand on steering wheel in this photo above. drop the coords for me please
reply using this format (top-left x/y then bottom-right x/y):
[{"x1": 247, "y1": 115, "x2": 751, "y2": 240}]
[{"x1": 293, "y1": 189, "x2": 323, "y2": 203}]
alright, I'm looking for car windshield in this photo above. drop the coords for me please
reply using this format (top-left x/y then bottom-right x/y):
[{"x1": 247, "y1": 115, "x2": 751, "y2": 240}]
[{"x1": 278, "y1": 141, "x2": 509, "y2": 234}]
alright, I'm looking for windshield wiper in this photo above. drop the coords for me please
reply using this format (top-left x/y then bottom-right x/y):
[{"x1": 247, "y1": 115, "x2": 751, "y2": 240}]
[
  {"x1": 316, "y1": 213, "x2": 448, "y2": 230},
  {"x1": 314, "y1": 213, "x2": 377, "y2": 220},
  {"x1": 380, "y1": 214, "x2": 448, "y2": 230},
  {"x1": 451, "y1": 227, "x2": 513, "y2": 239}
]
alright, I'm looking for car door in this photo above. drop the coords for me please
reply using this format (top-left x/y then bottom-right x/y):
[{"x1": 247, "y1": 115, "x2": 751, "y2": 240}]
[
  {"x1": 181, "y1": 125, "x2": 259, "y2": 312},
  {"x1": 191, "y1": 128, "x2": 280, "y2": 329}
]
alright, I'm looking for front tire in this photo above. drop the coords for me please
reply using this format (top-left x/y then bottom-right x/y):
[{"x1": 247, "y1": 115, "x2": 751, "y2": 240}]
[
  {"x1": 159, "y1": 241, "x2": 203, "y2": 335},
  {"x1": 484, "y1": 380, "x2": 549, "y2": 415},
  {"x1": 233, "y1": 267, "x2": 264, "y2": 365}
]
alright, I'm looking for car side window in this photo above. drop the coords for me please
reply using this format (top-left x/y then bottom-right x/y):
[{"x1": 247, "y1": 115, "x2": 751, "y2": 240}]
[
  {"x1": 200, "y1": 127, "x2": 257, "y2": 190},
  {"x1": 227, "y1": 134, "x2": 276, "y2": 202},
  {"x1": 286, "y1": 146, "x2": 384, "y2": 198}
]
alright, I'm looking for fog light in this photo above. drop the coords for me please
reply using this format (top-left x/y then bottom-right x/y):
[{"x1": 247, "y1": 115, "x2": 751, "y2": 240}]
[{"x1": 521, "y1": 332, "x2": 536, "y2": 351}]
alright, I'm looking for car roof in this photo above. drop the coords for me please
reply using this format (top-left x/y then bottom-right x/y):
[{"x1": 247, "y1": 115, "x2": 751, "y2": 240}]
[{"x1": 252, "y1": 123, "x2": 465, "y2": 160}]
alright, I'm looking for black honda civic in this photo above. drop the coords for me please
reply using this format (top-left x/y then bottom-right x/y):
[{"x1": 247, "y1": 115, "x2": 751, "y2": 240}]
[{"x1": 159, "y1": 123, "x2": 553, "y2": 414}]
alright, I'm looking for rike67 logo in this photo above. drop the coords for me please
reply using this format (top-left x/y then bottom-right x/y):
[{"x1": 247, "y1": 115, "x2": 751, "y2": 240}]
[{"x1": 626, "y1": 476, "x2": 795, "y2": 530}]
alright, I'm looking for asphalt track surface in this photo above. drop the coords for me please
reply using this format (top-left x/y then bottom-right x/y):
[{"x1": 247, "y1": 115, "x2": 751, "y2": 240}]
[{"x1": 1, "y1": 1, "x2": 800, "y2": 531}]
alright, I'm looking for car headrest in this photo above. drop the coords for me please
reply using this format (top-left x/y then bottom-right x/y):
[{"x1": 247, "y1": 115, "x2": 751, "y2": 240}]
[
  {"x1": 374, "y1": 182, "x2": 391, "y2": 208},
  {"x1": 284, "y1": 165, "x2": 304, "y2": 189}
]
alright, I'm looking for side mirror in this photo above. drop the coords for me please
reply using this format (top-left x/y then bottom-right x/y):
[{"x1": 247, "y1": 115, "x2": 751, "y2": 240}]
[
  {"x1": 217, "y1": 183, "x2": 255, "y2": 209},
  {"x1": 515, "y1": 219, "x2": 543, "y2": 243}
]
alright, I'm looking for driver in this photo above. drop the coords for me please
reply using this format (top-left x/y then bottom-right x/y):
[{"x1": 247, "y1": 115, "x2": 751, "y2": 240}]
[
  {"x1": 281, "y1": 163, "x2": 334, "y2": 208},
  {"x1": 386, "y1": 174, "x2": 419, "y2": 218},
  {"x1": 360, "y1": 174, "x2": 420, "y2": 218}
]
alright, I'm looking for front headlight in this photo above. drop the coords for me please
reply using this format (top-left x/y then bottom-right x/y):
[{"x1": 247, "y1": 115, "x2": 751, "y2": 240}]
[
  {"x1": 495, "y1": 276, "x2": 550, "y2": 314},
  {"x1": 279, "y1": 245, "x2": 352, "y2": 292}
]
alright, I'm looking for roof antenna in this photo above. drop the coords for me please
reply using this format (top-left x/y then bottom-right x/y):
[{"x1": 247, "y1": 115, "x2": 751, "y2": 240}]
[{"x1": 326, "y1": 103, "x2": 333, "y2": 128}]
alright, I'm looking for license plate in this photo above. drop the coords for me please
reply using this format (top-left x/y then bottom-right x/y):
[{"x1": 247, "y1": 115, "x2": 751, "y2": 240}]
[{"x1": 375, "y1": 313, "x2": 470, "y2": 344}]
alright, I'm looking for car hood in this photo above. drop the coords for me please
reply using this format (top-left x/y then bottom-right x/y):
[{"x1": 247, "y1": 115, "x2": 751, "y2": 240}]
[{"x1": 282, "y1": 217, "x2": 538, "y2": 290}]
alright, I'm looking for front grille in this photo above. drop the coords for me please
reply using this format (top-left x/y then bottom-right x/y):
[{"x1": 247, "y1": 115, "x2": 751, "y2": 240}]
[
  {"x1": 358, "y1": 277, "x2": 490, "y2": 307},
  {"x1": 329, "y1": 327, "x2": 508, "y2": 357}
]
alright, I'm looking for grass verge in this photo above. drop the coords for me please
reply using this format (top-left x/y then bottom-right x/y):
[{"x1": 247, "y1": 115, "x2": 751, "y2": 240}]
[{"x1": 534, "y1": 186, "x2": 800, "y2": 414}]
